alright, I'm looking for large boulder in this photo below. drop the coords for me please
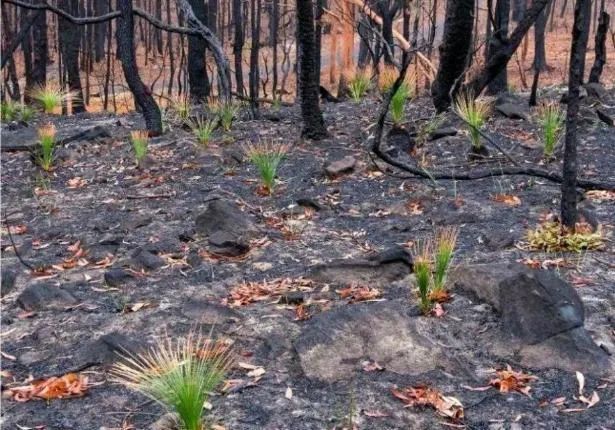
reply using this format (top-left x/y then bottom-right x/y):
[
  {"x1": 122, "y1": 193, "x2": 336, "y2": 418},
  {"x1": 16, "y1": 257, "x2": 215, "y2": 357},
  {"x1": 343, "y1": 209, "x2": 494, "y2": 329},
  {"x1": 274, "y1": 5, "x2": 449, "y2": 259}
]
[
  {"x1": 17, "y1": 283, "x2": 78, "y2": 311},
  {"x1": 294, "y1": 301, "x2": 443, "y2": 382},
  {"x1": 451, "y1": 263, "x2": 612, "y2": 375},
  {"x1": 307, "y1": 246, "x2": 412, "y2": 288},
  {"x1": 195, "y1": 199, "x2": 258, "y2": 240}
]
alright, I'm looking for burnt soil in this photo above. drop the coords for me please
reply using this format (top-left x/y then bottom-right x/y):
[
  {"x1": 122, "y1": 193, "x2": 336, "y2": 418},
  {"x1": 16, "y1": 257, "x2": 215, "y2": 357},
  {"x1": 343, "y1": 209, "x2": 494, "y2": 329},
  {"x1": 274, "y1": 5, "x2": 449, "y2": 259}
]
[{"x1": 1, "y1": 91, "x2": 614, "y2": 430}]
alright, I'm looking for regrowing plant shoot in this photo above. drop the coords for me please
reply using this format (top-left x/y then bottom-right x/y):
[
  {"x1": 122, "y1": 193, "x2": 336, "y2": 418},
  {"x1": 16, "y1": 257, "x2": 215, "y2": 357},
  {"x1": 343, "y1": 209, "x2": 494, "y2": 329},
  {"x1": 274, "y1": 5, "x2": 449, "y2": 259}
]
[
  {"x1": 172, "y1": 97, "x2": 192, "y2": 123},
  {"x1": 413, "y1": 240, "x2": 433, "y2": 314},
  {"x1": 348, "y1": 71, "x2": 371, "y2": 102},
  {"x1": 111, "y1": 331, "x2": 233, "y2": 430},
  {"x1": 191, "y1": 115, "x2": 218, "y2": 146},
  {"x1": 536, "y1": 102, "x2": 565, "y2": 159},
  {"x1": 130, "y1": 130, "x2": 149, "y2": 166},
  {"x1": 36, "y1": 123, "x2": 57, "y2": 171},
  {"x1": 210, "y1": 100, "x2": 239, "y2": 132},
  {"x1": 1, "y1": 100, "x2": 18, "y2": 122},
  {"x1": 433, "y1": 227, "x2": 459, "y2": 293},
  {"x1": 243, "y1": 141, "x2": 289, "y2": 195},
  {"x1": 454, "y1": 93, "x2": 491, "y2": 149},
  {"x1": 378, "y1": 65, "x2": 398, "y2": 94},
  {"x1": 30, "y1": 83, "x2": 72, "y2": 114},
  {"x1": 390, "y1": 83, "x2": 410, "y2": 127}
]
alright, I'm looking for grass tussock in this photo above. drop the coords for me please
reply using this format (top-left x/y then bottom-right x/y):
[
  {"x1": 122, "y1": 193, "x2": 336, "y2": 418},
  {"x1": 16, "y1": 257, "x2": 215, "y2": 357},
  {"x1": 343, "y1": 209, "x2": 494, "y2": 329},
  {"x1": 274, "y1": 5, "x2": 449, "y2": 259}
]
[
  {"x1": 30, "y1": 83, "x2": 74, "y2": 114},
  {"x1": 2, "y1": 100, "x2": 36, "y2": 123},
  {"x1": 536, "y1": 102, "x2": 565, "y2": 159},
  {"x1": 190, "y1": 115, "x2": 218, "y2": 147},
  {"x1": 413, "y1": 239, "x2": 434, "y2": 314},
  {"x1": 130, "y1": 130, "x2": 150, "y2": 166},
  {"x1": 111, "y1": 332, "x2": 233, "y2": 430},
  {"x1": 454, "y1": 93, "x2": 491, "y2": 149},
  {"x1": 37, "y1": 123, "x2": 57, "y2": 171},
  {"x1": 243, "y1": 141, "x2": 290, "y2": 195},
  {"x1": 390, "y1": 82, "x2": 411, "y2": 127},
  {"x1": 348, "y1": 70, "x2": 371, "y2": 102},
  {"x1": 526, "y1": 221, "x2": 603, "y2": 253}
]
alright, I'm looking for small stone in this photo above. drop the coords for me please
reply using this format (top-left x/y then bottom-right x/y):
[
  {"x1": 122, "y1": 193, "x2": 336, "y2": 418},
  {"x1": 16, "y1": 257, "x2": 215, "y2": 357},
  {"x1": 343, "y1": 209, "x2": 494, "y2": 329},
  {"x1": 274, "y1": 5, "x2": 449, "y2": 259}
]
[
  {"x1": 596, "y1": 109, "x2": 614, "y2": 127},
  {"x1": 280, "y1": 291, "x2": 305, "y2": 305},
  {"x1": 130, "y1": 248, "x2": 166, "y2": 271},
  {"x1": 429, "y1": 126, "x2": 458, "y2": 140},
  {"x1": 17, "y1": 283, "x2": 78, "y2": 311},
  {"x1": 150, "y1": 413, "x2": 180, "y2": 430},
  {"x1": 496, "y1": 102, "x2": 529, "y2": 120},
  {"x1": 182, "y1": 301, "x2": 242, "y2": 324},
  {"x1": 584, "y1": 82, "x2": 607, "y2": 101},
  {"x1": 104, "y1": 268, "x2": 133, "y2": 287},
  {"x1": 1, "y1": 267, "x2": 18, "y2": 297},
  {"x1": 324, "y1": 156, "x2": 356, "y2": 178},
  {"x1": 82, "y1": 332, "x2": 146, "y2": 365},
  {"x1": 252, "y1": 261, "x2": 273, "y2": 271},
  {"x1": 208, "y1": 231, "x2": 250, "y2": 257},
  {"x1": 195, "y1": 199, "x2": 258, "y2": 239}
]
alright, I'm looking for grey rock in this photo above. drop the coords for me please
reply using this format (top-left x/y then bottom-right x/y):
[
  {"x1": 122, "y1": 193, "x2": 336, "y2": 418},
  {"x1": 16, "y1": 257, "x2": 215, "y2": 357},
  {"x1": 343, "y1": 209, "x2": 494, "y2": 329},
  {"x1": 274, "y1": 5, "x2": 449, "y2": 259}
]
[
  {"x1": 150, "y1": 413, "x2": 180, "y2": 430},
  {"x1": 60, "y1": 125, "x2": 111, "y2": 146},
  {"x1": 208, "y1": 231, "x2": 250, "y2": 256},
  {"x1": 429, "y1": 126, "x2": 458, "y2": 140},
  {"x1": 1, "y1": 266, "x2": 18, "y2": 297},
  {"x1": 130, "y1": 247, "x2": 166, "y2": 271},
  {"x1": 19, "y1": 350, "x2": 51, "y2": 366},
  {"x1": 308, "y1": 247, "x2": 412, "y2": 288},
  {"x1": 104, "y1": 268, "x2": 133, "y2": 287},
  {"x1": 484, "y1": 230, "x2": 515, "y2": 251},
  {"x1": 195, "y1": 199, "x2": 258, "y2": 240},
  {"x1": 324, "y1": 155, "x2": 356, "y2": 177},
  {"x1": 17, "y1": 283, "x2": 78, "y2": 311},
  {"x1": 584, "y1": 82, "x2": 607, "y2": 101},
  {"x1": 182, "y1": 301, "x2": 242, "y2": 325},
  {"x1": 294, "y1": 301, "x2": 443, "y2": 382},
  {"x1": 279, "y1": 291, "x2": 305, "y2": 305},
  {"x1": 496, "y1": 102, "x2": 529, "y2": 120},
  {"x1": 597, "y1": 108, "x2": 614, "y2": 127},
  {"x1": 82, "y1": 332, "x2": 146, "y2": 365}
]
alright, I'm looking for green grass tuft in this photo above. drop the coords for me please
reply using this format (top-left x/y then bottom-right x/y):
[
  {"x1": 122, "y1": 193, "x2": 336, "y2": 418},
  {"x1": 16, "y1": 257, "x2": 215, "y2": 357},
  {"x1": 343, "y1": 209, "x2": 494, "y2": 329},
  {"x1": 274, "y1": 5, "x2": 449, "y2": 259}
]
[
  {"x1": 348, "y1": 72, "x2": 371, "y2": 102},
  {"x1": 243, "y1": 141, "x2": 289, "y2": 195},
  {"x1": 190, "y1": 115, "x2": 218, "y2": 147},
  {"x1": 30, "y1": 83, "x2": 73, "y2": 114},
  {"x1": 413, "y1": 240, "x2": 433, "y2": 314},
  {"x1": 36, "y1": 123, "x2": 57, "y2": 171},
  {"x1": 454, "y1": 93, "x2": 491, "y2": 149},
  {"x1": 536, "y1": 102, "x2": 565, "y2": 159},
  {"x1": 433, "y1": 227, "x2": 459, "y2": 293},
  {"x1": 130, "y1": 130, "x2": 149, "y2": 165},
  {"x1": 390, "y1": 83, "x2": 410, "y2": 126}
]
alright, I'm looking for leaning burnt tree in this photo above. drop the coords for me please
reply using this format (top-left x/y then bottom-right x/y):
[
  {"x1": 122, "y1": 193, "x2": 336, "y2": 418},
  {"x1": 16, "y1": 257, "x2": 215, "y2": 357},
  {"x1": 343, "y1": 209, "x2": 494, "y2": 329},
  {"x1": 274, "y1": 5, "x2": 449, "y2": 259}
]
[
  {"x1": 560, "y1": 0, "x2": 591, "y2": 228},
  {"x1": 588, "y1": 5, "x2": 610, "y2": 84},
  {"x1": 296, "y1": 0, "x2": 328, "y2": 139},
  {"x1": 486, "y1": 0, "x2": 510, "y2": 94}
]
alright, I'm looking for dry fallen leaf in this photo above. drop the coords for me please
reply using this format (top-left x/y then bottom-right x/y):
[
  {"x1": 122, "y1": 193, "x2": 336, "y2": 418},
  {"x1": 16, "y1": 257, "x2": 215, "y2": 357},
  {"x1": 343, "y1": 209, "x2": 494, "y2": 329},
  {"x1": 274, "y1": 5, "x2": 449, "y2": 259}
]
[
  {"x1": 5, "y1": 373, "x2": 89, "y2": 402},
  {"x1": 337, "y1": 284, "x2": 381, "y2": 303},
  {"x1": 67, "y1": 177, "x2": 87, "y2": 189},
  {"x1": 489, "y1": 365, "x2": 537, "y2": 397},
  {"x1": 361, "y1": 360, "x2": 384, "y2": 372},
  {"x1": 392, "y1": 385, "x2": 464, "y2": 421},
  {"x1": 491, "y1": 194, "x2": 521, "y2": 207}
]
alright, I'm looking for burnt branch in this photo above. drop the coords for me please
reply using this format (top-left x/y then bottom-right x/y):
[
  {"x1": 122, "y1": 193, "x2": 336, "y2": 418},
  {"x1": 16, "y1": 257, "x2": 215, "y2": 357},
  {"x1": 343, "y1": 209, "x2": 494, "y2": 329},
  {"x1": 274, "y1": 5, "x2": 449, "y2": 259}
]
[{"x1": 2, "y1": 0, "x2": 120, "y2": 24}]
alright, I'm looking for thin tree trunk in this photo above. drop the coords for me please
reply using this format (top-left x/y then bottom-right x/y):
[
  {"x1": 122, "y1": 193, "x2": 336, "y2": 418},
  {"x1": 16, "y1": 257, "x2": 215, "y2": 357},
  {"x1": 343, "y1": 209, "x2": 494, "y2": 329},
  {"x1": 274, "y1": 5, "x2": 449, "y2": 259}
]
[
  {"x1": 561, "y1": 0, "x2": 591, "y2": 228},
  {"x1": 32, "y1": 0, "x2": 47, "y2": 88},
  {"x1": 532, "y1": 0, "x2": 549, "y2": 71},
  {"x1": 249, "y1": 0, "x2": 261, "y2": 112},
  {"x1": 296, "y1": 0, "x2": 327, "y2": 139},
  {"x1": 58, "y1": 0, "x2": 86, "y2": 113},
  {"x1": 486, "y1": 0, "x2": 510, "y2": 94},
  {"x1": 233, "y1": 0, "x2": 244, "y2": 95},
  {"x1": 588, "y1": 9, "x2": 609, "y2": 83},
  {"x1": 187, "y1": 0, "x2": 210, "y2": 101}
]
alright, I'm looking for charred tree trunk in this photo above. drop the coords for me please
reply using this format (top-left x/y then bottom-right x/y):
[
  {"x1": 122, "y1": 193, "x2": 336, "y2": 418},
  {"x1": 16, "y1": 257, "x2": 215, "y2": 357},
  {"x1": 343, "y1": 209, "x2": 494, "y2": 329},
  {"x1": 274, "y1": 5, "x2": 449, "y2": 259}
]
[
  {"x1": 431, "y1": 0, "x2": 475, "y2": 112},
  {"x1": 464, "y1": 0, "x2": 550, "y2": 98},
  {"x1": 116, "y1": 0, "x2": 162, "y2": 134},
  {"x1": 249, "y1": 0, "x2": 261, "y2": 112},
  {"x1": 561, "y1": 0, "x2": 591, "y2": 228},
  {"x1": 532, "y1": 0, "x2": 550, "y2": 71},
  {"x1": 271, "y1": 0, "x2": 279, "y2": 96},
  {"x1": 232, "y1": 0, "x2": 244, "y2": 95},
  {"x1": 377, "y1": 0, "x2": 401, "y2": 65},
  {"x1": 58, "y1": 0, "x2": 85, "y2": 113},
  {"x1": 314, "y1": 0, "x2": 323, "y2": 88},
  {"x1": 93, "y1": 0, "x2": 108, "y2": 62},
  {"x1": 31, "y1": 0, "x2": 47, "y2": 88},
  {"x1": 588, "y1": 10, "x2": 609, "y2": 84},
  {"x1": 486, "y1": 0, "x2": 510, "y2": 94},
  {"x1": 511, "y1": 0, "x2": 525, "y2": 21},
  {"x1": 296, "y1": 0, "x2": 327, "y2": 139},
  {"x1": 187, "y1": 0, "x2": 210, "y2": 101},
  {"x1": 21, "y1": 6, "x2": 34, "y2": 98}
]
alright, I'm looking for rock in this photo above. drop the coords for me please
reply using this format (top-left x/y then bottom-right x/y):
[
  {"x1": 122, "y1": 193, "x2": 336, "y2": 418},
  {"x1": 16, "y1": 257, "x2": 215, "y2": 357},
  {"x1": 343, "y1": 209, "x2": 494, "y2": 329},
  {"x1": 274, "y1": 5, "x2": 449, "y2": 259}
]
[
  {"x1": 82, "y1": 332, "x2": 146, "y2": 365},
  {"x1": 483, "y1": 230, "x2": 515, "y2": 251},
  {"x1": 60, "y1": 125, "x2": 111, "y2": 146},
  {"x1": 19, "y1": 350, "x2": 51, "y2": 366},
  {"x1": 123, "y1": 215, "x2": 153, "y2": 231},
  {"x1": 386, "y1": 128, "x2": 414, "y2": 157},
  {"x1": 584, "y1": 82, "x2": 607, "y2": 101},
  {"x1": 150, "y1": 413, "x2": 180, "y2": 430},
  {"x1": 561, "y1": 86, "x2": 588, "y2": 103},
  {"x1": 596, "y1": 108, "x2": 614, "y2": 127},
  {"x1": 181, "y1": 301, "x2": 242, "y2": 325},
  {"x1": 294, "y1": 301, "x2": 443, "y2": 382},
  {"x1": 451, "y1": 263, "x2": 612, "y2": 375},
  {"x1": 130, "y1": 248, "x2": 166, "y2": 271},
  {"x1": 429, "y1": 126, "x2": 458, "y2": 140},
  {"x1": 208, "y1": 231, "x2": 250, "y2": 256},
  {"x1": 104, "y1": 268, "x2": 133, "y2": 287},
  {"x1": 195, "y1": 199, "x2": 258, "y2": 240},
  {"x1": 296, "y1": 197, "x2": 323, "y2": 211},
  {"x1": 324, "y1": 155, "x2": 356, "y2": 178},
  {"x1": 308, "y1": 246, "x2": 412, "y2": 288},
  {"x1": 279, "y1": 291, "x2": 305, "y2": 305},
  {"x1": 222, "y1": 148, "x2": 244, "y2": 165},
  {"x1": 17, "y1": 283, "x2": 78, "y2": 311},
  {"x1": 1, "y1": 266, "x2": 18, "y2": 297},
  {"x1": 496, "y1": 103, "x2": 529, "y2": 120}
]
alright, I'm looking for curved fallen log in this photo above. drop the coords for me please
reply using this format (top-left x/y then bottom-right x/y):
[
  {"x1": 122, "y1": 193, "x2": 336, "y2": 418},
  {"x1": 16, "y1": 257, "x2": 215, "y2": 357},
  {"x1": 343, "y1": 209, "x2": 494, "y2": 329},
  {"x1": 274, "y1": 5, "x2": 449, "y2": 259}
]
[{"x1": 370, "y1": 62, "x2": 615, "y2": 192}]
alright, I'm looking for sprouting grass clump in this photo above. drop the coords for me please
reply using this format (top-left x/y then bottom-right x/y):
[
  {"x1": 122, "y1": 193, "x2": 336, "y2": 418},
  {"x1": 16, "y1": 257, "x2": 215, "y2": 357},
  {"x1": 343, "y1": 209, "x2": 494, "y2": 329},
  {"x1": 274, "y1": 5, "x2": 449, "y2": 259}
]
[
  {"x1": 130, "y1": 130, "x2": 149, "y2": 166},
  {"x1": 18, "y1": 104, "x2": 35, "y2": 122},
  {"x1": 433, "y1": 227, "x2": 459, "y2": 293},
  {"x1": 243, "y1": 141, "x2": 289, "y2": 195},
  {"x1": 190, "y1": 115, "x2": 218, "y2": 147},
  {"x1": 219, "y1": 103, "x2": 238, "y2": 132},
  {"x1": 1, "y1": 100, "x2": 18, "y2": 122},
  {"x1": 413, "y1": 240, "x2": 434, "y2": 314},
  {"x1": 348, "y1": 71, "x2": 371, "y2": 102},
  {"x1": 454, "y1": 93, "x2": 491, "y2": 149},
  {"x1": 390, "y1": 83, "x2": 411, "y2": 127},
  {"x1": 378, "y1": 65, "x2": 398, "y2": 94},
  {"x1": 30, "y1": 83, "x2": 71, "y2": 114},
  {"x1": 172, "y1": 98, "x2": 192, "y2": 123},
  {"x1": 416, "y1": 114, "x2": 445, "y2": 145},
  {"x1": 36, "y1": 123, "x2": 57, "y2": 171},
  {"x1": 536, "y1": 102, "x2": 565, "y2": 159},
  {"x1": 526, "y1": 221, "x2": 603, "y2": 253},
  {"x1": 111, "y1": 332, "x2": 233, "y2": 430}
]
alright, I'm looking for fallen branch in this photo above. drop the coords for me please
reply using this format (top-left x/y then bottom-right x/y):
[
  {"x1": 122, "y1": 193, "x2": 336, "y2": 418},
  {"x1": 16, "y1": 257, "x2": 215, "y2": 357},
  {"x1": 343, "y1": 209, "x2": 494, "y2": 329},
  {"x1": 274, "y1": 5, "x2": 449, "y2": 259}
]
[{"x1": 370, "y1": 64, "x2": 615, "y2": 191}]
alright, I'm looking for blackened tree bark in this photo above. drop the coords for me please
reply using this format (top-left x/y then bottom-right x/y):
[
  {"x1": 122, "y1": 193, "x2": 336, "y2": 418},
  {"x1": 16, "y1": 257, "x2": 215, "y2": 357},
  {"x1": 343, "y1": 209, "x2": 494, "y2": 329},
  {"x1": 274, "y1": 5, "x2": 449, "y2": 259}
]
[
  {"x1": 486, "y1": 0, "x2": 510, "y2": 94},
  {"x1": 93, "y1": 0, "x2": 108, "y2": 62},
  {"x1": 249, "y1": 0, "x2": 261, "y2": 112},
  {"x1": 187, "y1": 0, "x2": 210, "y2": 101},
  {"x1": 376, "y1": 0, "x2": 401, "y2": 65},
  {"x1": 511, "y1": 0, "x2": 525, "y2": 21},
  {"x1": 208, "y1": 0, "x2": 218, "y2": 34},
  {"x1": 31, "y1": 0, "x2": 47, "y2": 88},
  {"x1": 314, "y1": 0, "x2": 323, "y2": 87},
  {"x1": 116, "y1": 0, "x2": 162, "y2": 134},
  {"x1": 271, "y1": 0, "x2": 279, "y2": 95},
  {"x1": 232, "y1": 0, "x2": 244, "y2": 95},
  {"x1": 464, "y1": 0, "x2": 550, "y2": 97},
  {"x1": 532, "y1": 0, "x2": 550, "y2": 71},
  {"x1": 561, "y1": 0, "x2": 591, "y2": 228},
  {"x1": 58, "y1": 0, "x2": 86, "y2": 113},
  {"x1": 588, "y1": 10, "x2": 609, "y2": 84},
  {"x1": 296, "y1": 0, "x2": 327, "y2": 139},
  {"x1": 431, "y1": 0, "x2": 475, "y2": 112}
]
